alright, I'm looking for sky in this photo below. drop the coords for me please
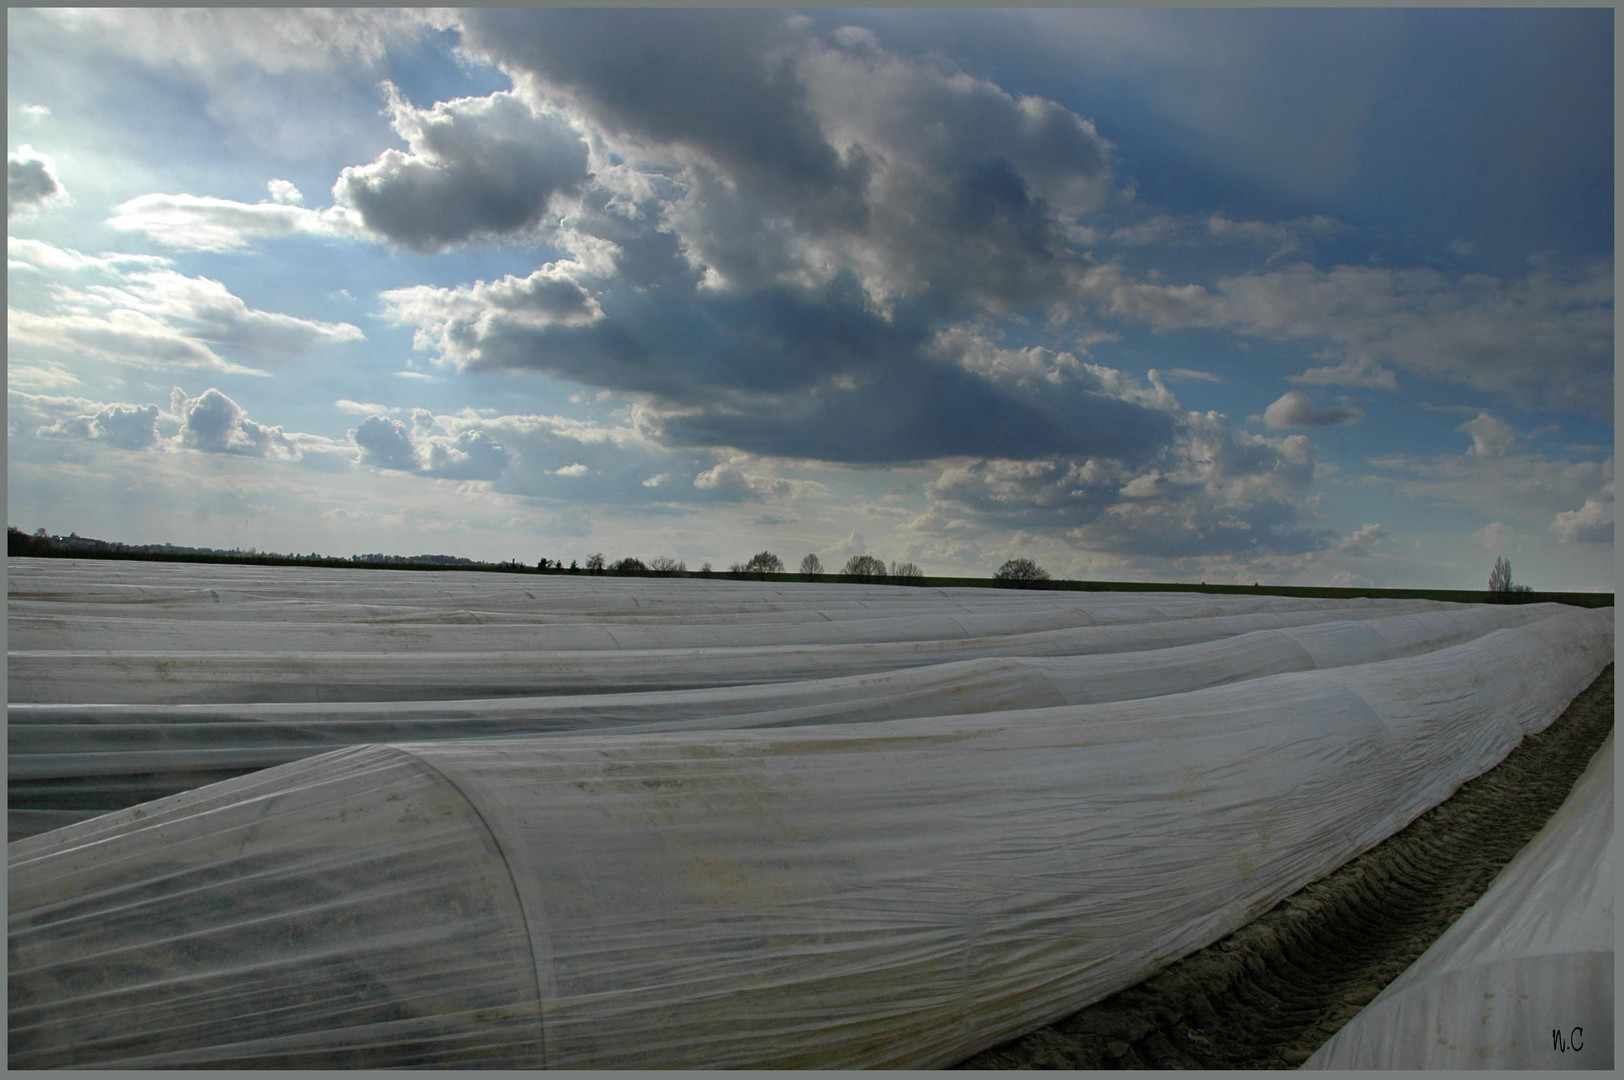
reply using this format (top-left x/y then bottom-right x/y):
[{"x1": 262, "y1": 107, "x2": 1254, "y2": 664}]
[{"x1": 6, "y1": 7, "x2": 1614, "y2": 590}]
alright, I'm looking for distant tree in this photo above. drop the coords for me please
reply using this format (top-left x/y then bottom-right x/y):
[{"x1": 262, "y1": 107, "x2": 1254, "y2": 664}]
[
  {"x1": 698, "y1": 561, "x2": 713, "y2": 577},
  {"x1": 585, "y1": 552, "x2": 606, "y2": 575},
  {"x1": 1488, "y1": 556, "x2": 1512, "y2": 602},
  {"x1": 841, "y1": 554, "x2": 887, "y2": 583},
  {"x1": 569, "y1": 559, "x2": 579, "y2": 572},
  {"x1": 890, "y1": 560, "x2": 924, "y2": 584},
  {"x1": 743, "y1": 551, "x2": 784, "y2": 579},
  {"x1": 799, "y1": 553, "x2": 823, "y2": 579},
  {"x1": 649, "y1": 555, "x2": 685, "y2": 575},
  {"x1": 609, "y1": 556, "x2": 648, "y2": 576},
  {"x1": 994, "y1": 557, "x2": 1050, "y2": 588}
]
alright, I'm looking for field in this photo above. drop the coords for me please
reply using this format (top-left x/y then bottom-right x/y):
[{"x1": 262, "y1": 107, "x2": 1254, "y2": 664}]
[{"x1": 7, "y1": 557, "x2": 1614, "y2": 1068}]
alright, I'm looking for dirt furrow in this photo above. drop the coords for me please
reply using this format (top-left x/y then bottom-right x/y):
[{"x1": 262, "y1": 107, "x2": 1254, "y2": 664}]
[{"x1": 958, "y1": 663, "x2": 1613, "y2": 1070}]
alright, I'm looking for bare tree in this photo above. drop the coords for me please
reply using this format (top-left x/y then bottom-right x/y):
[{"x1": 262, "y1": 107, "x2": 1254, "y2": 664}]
[
  {"x1": 648, "y1": 555, "x2": 686, "y2": 576},
  {"x1": 1488, "y1": 556, "x2": 1512, "y2": 602},
  {"x1": 584, "y1": 552, "x2": 606, "y2": 575},
  {"x1": 890, "y1": 560, "x2": 924, "y2": 584},
  {"x1": 994, "y1": 557, "x2": 1050, "y2": 588},
  {"x1": 841, "y1": 554, "x2": 887, "y2": 583},
  {"x1": 799, "y1": 553, "x2": 823, "y2": 579}
]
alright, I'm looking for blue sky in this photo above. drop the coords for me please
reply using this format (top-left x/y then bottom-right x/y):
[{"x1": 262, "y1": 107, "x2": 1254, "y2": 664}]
[{"x1": 6, "y1": 8, "x2": 1614, "y2": 589}]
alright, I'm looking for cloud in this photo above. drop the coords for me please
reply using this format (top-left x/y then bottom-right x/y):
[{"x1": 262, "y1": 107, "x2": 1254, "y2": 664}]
[
  {"x1": 1550, "y1": 491, "x2": 1613, "y2": 544},
  {"x1": 333, "y1": 84, "x2": 591, "y2": 253},
  {"x1": 1259, "y1": 390, "x2": 1363, "y2": 429},
  {"x1": 1077, "y1": 259, "x2": 1610, "y2": 413},
  {"x1": 917, "y1": 406, "x2": 1328, "y2": 559},
  {"x1": 88, "y1": 403, "x2": 162, "y2": 450},
  {"x1": 37, "y1": 8, "x2": 447, "y2": 75},
  {"x1": 9, "y1": 263, "x2": 360, "y2": 374},
  {"x1": 107, "y1": 192, "x2": 352, "y2": 251},
  {"x1": 1368, "y1": 450, "x2": 1612, "y2": 529},
  {"x1": 1206, "y1": 213, "x2": 1339, "y2": 262},
  {"x1": 551, "y1": 462, "x2": 589, "y2": 478},
  {"x1": 1474, "y1": 521, "x2": 1516, "y2": 553},
  {"x1": 1218, "y1": 262, "x2": 1611, "y2": 414},
  {"x1": 31, "y1": 396, "x2": 160, "y2": 451},
  {"x1": 1457, "y1": 411, "x2": 1518, "y2": 458},
  {"x1": 8, "y1": 307, "x2": 264, "y2": 377},
  {"x1": 266, "y1": 178, "x2": 304, "y2": 205},
  {"x1": 8, "y1": 237, "x2": 172, "y2": 274},
  {"x1": 381, "y1": 262, "x2": 604, "y2": 356},
  {"x1": 1287, "y1": 353, "x2": 1398, "y2": 391},
  {"x1": 1336, "y1": 522, "x2": 1383, "y2": 556},
  {"x1": 335, "y1": 399, "x2": 398, "y2": 417},
  {"x1": 456, "y1": 9, "x2": 1111, "y2": 313},
  {"x1": 421, "y1": 429, "x2": 511, "y2": 481},
  {"x1": 8, "y1": 145, "x2": 68, "y2": 219},
  {"x1": 174, "y1": 387, "x2": 297, "y2": 458},
  {"x1": 351, "y1": 415, "x2": 419, "y2": 471}
]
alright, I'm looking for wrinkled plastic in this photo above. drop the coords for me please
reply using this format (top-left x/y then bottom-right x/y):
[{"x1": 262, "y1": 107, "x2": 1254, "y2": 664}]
[
  {"x1": 7, "y1": 558, "x2": 1573, "y2": 836},
  {"x1": 1304, "y1": 734, "x2": 1613, "y2": 1070},
  {"x1": 9, "y1": 595, "x2": 1611, "y2": 1069}
]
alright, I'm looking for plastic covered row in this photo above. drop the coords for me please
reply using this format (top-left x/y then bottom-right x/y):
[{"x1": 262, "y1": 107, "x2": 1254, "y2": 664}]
[
  {"x1": 1304, "y1": 733, "x2": 1613, "y2": 1070},
  {"x1": 9, "y1": 604, "x2": 1611, "y2": 1069},
  {"x1": 9, "y1": 602, "x2": 1574, "y2": 837}
]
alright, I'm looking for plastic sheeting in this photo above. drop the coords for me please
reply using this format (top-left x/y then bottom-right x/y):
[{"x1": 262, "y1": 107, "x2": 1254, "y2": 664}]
[
  {"x1": 10, "y1": 603, "x2": 1573, "y2": 835},
  {"x1": 1304, "y1": 734, "x2": 1613, "y2": 1070},
  {"x1": 8, "y1": 599, "x2": 1611, "y2": 1069},
  {"x1": 5, "y1": 558, "x2": 1574, "y2": 837}
]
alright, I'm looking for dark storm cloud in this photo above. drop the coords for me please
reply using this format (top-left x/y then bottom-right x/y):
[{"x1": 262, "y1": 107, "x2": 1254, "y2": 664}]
[
  {"x1": 457, "y1": 9, "x2": 867, "y2": 224},
  {"x1": 8, "y1": 145, "x2": 67, "y2": 218},
  {"x1": 454, "y1": 8, "x2": 1110, "y2": 311},
  {"x1": 378, "y1": 13, "x2": 1188, "y2": 480},
  {"x1": 334, "y1": 86, "x2": 590, "y2": 253}
]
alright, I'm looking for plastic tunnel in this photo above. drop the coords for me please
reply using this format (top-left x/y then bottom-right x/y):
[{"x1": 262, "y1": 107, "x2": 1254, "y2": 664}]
[
  {"x1": 8, "y1": 603, "x2": 1612, "y2": 1069},
  {"x1": 1303, "y1": 733, "x2": 1614, "y2": 1070}
]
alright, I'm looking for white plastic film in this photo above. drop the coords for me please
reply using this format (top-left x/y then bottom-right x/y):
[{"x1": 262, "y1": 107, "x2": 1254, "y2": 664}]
[
  {"x1": 7, "y1": 558, "x2": 1575, "y2": 837},
  {"x1": 9, "y1": 601, "x2": 1611, "y2": 1069},
  {"x1": 1304, "y1": 734, "x2": 1613, "y2": 1070}
]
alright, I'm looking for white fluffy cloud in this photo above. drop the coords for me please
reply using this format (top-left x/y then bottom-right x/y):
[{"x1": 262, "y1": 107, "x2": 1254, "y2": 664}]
[
  {"x1": 174, "y1": 387, "x2": 297, "y2": 459},
  {"x1": 1259, "y1": 390, "x2": 1363, "y2": 429},
  {"x1": 1457, "y1": 411, "x2": 1519, "y2": 458},
  {"x1": 8, "y1": 145, "x2": 68, "y2": 219},
  {"x1": 107, "y1": 193, "x2": 355, "y2": 252},
  {"x1": 9, "y1": 262, "x2": 361, "y2": 375}
]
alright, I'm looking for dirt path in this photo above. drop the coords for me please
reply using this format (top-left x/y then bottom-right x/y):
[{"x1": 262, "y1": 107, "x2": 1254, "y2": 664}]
[{"x1": 957, "y1": 664, "x2": 1615, "y2": 1070}]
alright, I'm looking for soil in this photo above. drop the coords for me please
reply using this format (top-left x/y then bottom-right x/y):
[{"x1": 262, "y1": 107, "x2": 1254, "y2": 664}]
[{"x1": 956, "y1": 663, "x2": 1615, "y2": 1070}]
